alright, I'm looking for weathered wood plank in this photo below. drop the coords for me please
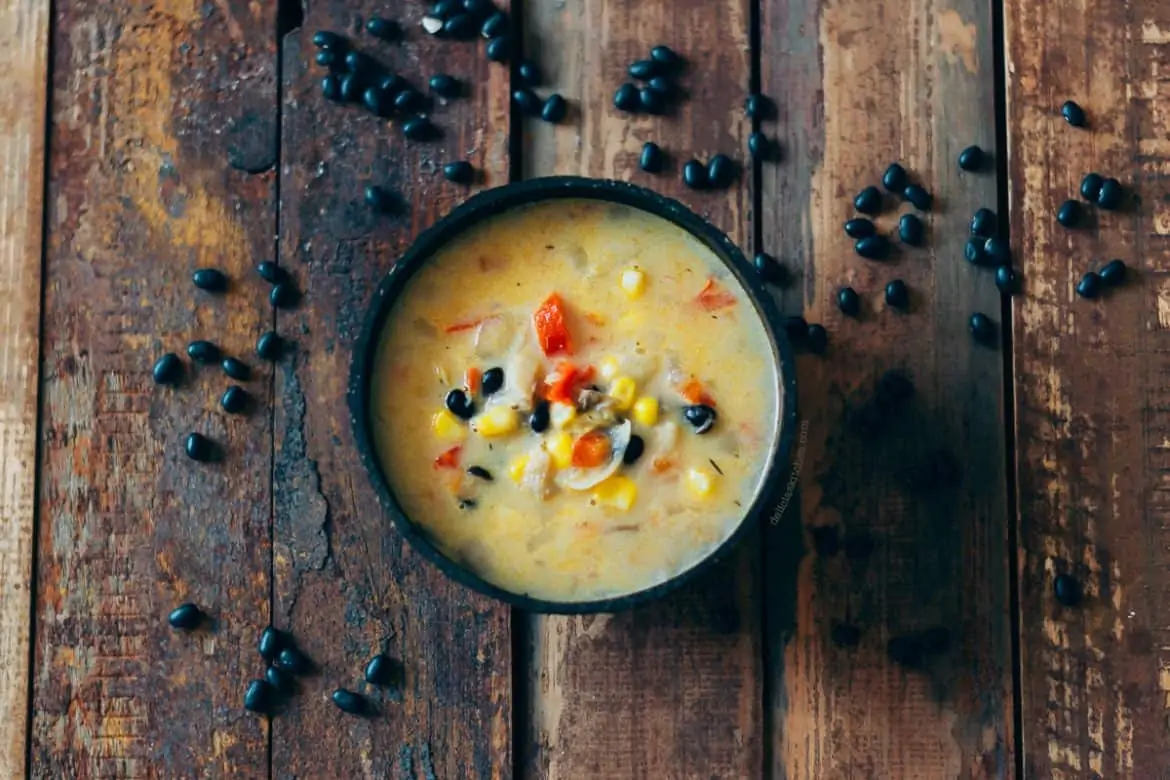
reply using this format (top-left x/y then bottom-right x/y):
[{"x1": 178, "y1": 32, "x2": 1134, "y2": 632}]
[
  {"x1": 519, "y1": 3, "x2": 760, "y2": 778},
  {"x1": 272, "y1": 5, "x2": 512, "y2": 778},
  {"x1": 0, "y1": 0, "x2": 49, "y2": 775},
  {"x1": 1006, "y1": 1, "x2": 1170, "y2": 776},
  {"x1": 32, "y1": 1, "x2": 278, "y2": 776},
  {"x1": 760, "y1": 0, "x2": 1014, "y2": 775}
]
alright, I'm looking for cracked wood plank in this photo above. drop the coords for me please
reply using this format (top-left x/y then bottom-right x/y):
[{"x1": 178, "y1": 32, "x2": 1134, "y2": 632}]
[
  {"x1": 519, "y1": 3, "x2": 761, "y2": 778},
  {"x1": 272, "y1": 4, "x2": 512, "y2": 778},
  {"x1": 1006, "y1": 0, "x2": 1170, "y2": 776},
  {"x1": 31, "y1": 0, "x2": 278, "y2": 777},
  {"x1": 760, "y1": 0, "x2": 1014, "y2": 775}
]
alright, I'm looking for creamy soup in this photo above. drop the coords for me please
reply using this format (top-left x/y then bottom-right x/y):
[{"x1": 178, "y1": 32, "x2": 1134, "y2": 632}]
[{"x1": 371, "y1": 199, "x2": 781, "y2": 602}]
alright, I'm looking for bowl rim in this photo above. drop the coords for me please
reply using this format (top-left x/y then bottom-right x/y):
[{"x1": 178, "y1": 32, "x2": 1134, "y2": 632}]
[{"x1": 348, "y1": 175, "x2": 799, "y2": 614}]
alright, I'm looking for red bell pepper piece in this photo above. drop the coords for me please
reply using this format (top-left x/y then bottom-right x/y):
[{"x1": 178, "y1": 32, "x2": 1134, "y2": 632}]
[
  {"x1": 433, "y1": 445, "x2": 462, "y2": 470},
  {"x1": 695, "y1": 278, "x2": 737, "y2": 312},
  {"x1": 533, "y1": 293, "x2": 574, "y2": 356}
]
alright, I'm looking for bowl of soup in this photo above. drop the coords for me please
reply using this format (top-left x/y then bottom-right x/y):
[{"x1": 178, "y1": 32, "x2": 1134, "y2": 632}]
[{"x1": 350, "y1": 177, "x2": 797, "y2": 613}]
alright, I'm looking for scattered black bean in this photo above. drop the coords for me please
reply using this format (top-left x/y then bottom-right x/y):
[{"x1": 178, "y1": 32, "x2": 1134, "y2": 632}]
[
  {"x1": 540, "y1": 93, "x2": 567, "y2": 123},
  {"x1": 958, "y1": 145, "x2": 984, "y2": 171},
  {"x1": 222, "y1": 357, "x2": 250, "y2": 381},
  {"x1": 221, "y1": 385, "x2": 249, "y2": 415},
  {"x1": 706, "y1": 154, "x2": 734, "y2": 189},
  {"x1": 884, "y1": 279, "x2": 909, "y2": 309},
  {"x1": 443, "y1": 13, "x2": 477, "y2": 39},
  {"x1": 339, "y1": 74, "x2": 361, "y2": 102},
  {"x1": 969, "y1": 312, "x2": 995, "y2": 344},
  {"x1": 258, "y1": 626, "x2": 283, "y2": 661},
  {"x1": 1076, "y1": 271, "x2": 1102, "y2": 299},
  {"x1": 379, "y1": 74, "x2": 406, "y2": 97},
  {"x1": 393, "y1": 88, "x2": 424, "y2": 113},
  {"x1": 265, "y1": 666, "x2": 295, "y2": 695},
  {"x1": 458, "y1": 498, "x2": 477, "y2": 510},
  {"x1": 1096, "y1": 177, "x2": 1123, "y2": 210},
  {"x1": 995, "y1": 266, "x2": 1020, "y2": 295},
  {"x1": 275, "y1": 646, "x2": 310, "y2": 675},
  {"x1": 528, "y1": 401, "x2": 550, "y2": 433},
  {"x1": 312, "y1": 30, "x2": 345, "y2": 50},
  {"x1": 362, "y1": 86, "x2": 391, "y2": 117},
  {"x1": 837, "y1": 287, "x2": 860, "y2": 317},
  {"x1": 467, "y1": 465, "x2": 494, "y2": 481},
  {"x1": 480, "y1": 366, "x2": 505, "y2": 395},
  {"x1": 484, "y1": 35, "x2": 511, "y2": 62},
  {"x1": 445, "y1": 388, "x2": 476, "y2": 420},
  {"x1": 512, "y1": 88, "x2": 541, "y2": 115},
  {"x1": 431, "y1": 0, "x2": 462, "y2": 20},
  {"x1": 270, "y1": 282, "x2": 299, "y2": 309},
  {"x1": 887, "y1": 635, "x2": 924, "y2": 668},
  {"x1": 898, "y1": 213, "x2": 924, "y2": 246},
  {"x1": 830, "y1": 623, "x2": 862, "y2": 649},
  {"x1": 747, "y1": 131, "x2": 772, "y2": 160},
  {"x1": 431, "y1": 74, "x2": 464, "y2": 99},
  {"x1": 613, "y1": 83, "x2": 640, "y2": 112},
  {"x1": 152, "y1": 353, "x2": 182, "y2": 386},
  {"x1": 1056, "y1": 199, "x2": 1081, "y2": 228},
  {"x1": 1079, "y1": 172, "x2": 1103, "y2": 201},
  {"x1": 983, "y1": 236, "x2": 1011, "y2": 266},
  {"x1": 964, "y1": 239, "x2": 986, "y2": 266},
  {"x1": 1061, "y1": 100, "x2": 1086, "y2": 127},
  {"x1": 882, "y1": 163, "x2": 907, "y2": 192},
  {"x1": 332, "y1": 689, "x2": 367, "y2": 715},
  {"x1": 638, "y1": 86, "x2": 665, "y2": 114},
  {"x1": 646, "y1": 76, "x2": 673, "y2": 99},
  {"x1": 365, "y1": 184, "x2": 397, "y2": 213},
  {"x1": 168, "y1": 603, "x2": 203, "y2": 630},
  {"x1": 753, "y1": 252, "x2": 786, "y2": 285},
  {"x1": 784, "y1": 316, "x2": 809, "y2": 345},
  {"x1": 404, "y1": 115, "x2": 438, "y2": 141},
  {"x1": 1099, "y1": 258, "x2": 1127, "y2": 286},
  {"x1": 321, "y1": 74, "x2": 342, "y2": 101},
  {"x1": 244, "y1": 680, "x2": 275, "y2": 714},
  {"x1": 481, "y1": 12, "x2": 507, "y2": 40},
  {"x1": 463, "y1": 0, "x2": 494, "y2": 17},
  {"x1": 855, "y1": 235, "x2": 890, "y2": 260},
  {"x1": 316, "y1": 50, "x2": 341, "y2": 69},
  {"x1": 844, "y1": 218, "x2": 875, "y2": 239},
  {"x1": 806, "y1": 324, "x2": 828, "y2": 354},
  {"x1": 343, "y1": 50, "x2": 375, "y2": 78},
  {"x1": 809, "y1": 524, "x2": 840, "y2": 557},
  {"x1": 256, "y1": 261, "x2": 285, "y2": 284},
  {"x1": 639, "y1": 142, "x2": 663, "y2": 173},
  {"x1": 517, "y1": 59, "x2": 541, "y2": 87},
  {"x1": 623, "y1": 435, "x2": 645, "y2": 465},
  {"x1": 970, "y1": 207, "x2": 996, "y2": 238},
  {"x1": 744, "y1": 93, "x2": 771, "y2": 120},
  {"x1": 366, "y1": 16, "x2": 400, "y2": 41},
  {"x1": 1054, "y1": 573, "x2": 1082, "y2": 606},
  {"x1": 257, "y1": 331, "x2": 283, "y2": 361},
  {"x1": 364, "y1": 654, "x2": 400, "y2": 686},
  {"x1": 185, "y1": 432, "x2": 213, "y2": 462},
  {"x1": 683, "y1": 404, "x2": 717, "y2": 434},
  {"x1": 650, "y1": 45, "x2": 682, "y2": 69},
  {"x1": 682, "y1": 159, "x2": 707, "y2": 189},
  {"x1": 628, "y1": 59, "x2": 659, "y2": 80},
  {"x1": 853, "y1": 185, "x2": 882, "y2": 215},
  {"x1": 902, "y1": 183, "x2": 932, "y2": 211},
  {"x1": 193, "y1": 268, "x2": 228, "y2": 292},
  {"x1": 442, "y1": 160, "x2": 474, "y2": 184},
  {"x1": 187, "y1": 340, "x2": 220, "y2": 364}
]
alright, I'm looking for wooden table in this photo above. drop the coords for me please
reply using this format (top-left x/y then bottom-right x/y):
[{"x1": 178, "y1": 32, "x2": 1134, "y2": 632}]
[{"x1": 2, "y1": 0, "x2": 1167, "y2": 776}]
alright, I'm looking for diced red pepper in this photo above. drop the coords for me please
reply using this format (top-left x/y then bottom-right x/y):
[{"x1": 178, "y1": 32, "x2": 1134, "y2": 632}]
[
  {"x1": 571, "y1": 431, "x2": 612, "y2": 468},
  {"x1": 433, "y1": 445, "x2": 462, "y2": 470},
  {"x1": 678, "y1": 377, "x2": 717, "y2": 408},
  {"x1": 465, "y1": 367, "x2": 482, "y2": 395},
  {"x1": 545, "y1": 362, "x2": 595, "y2": 405},
  {"x1": 695, "y1": 278, "x2": 737, "y2": 312},
  {"x1": 533, "y1": 293, "x2": 574, "y2": 356},
  {"x1": 444, "y1": 318, "x2": 482, "y2": 334}
]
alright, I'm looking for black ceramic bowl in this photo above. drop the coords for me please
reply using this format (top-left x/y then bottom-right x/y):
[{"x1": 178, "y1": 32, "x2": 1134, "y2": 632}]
[{"x1": 350, "y1": 176, "x2": 798, "y2": 614}]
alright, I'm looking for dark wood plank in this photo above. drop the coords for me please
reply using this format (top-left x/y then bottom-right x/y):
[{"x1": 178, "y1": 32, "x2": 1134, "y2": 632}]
[
  {"x1": 1006, "y1": 1, "x2": 1170, "y2": 776},
  {"x1": 0, "y1": 0, "x2": 49, "y2": 774},
  {"x1": 272, "y1": 5, "x2": 512, "y2": 778},
  {"x1": 32, "y1": 0, "x2": 278, "y2": 776},
  {"x1": 760, "y1": 0, "x2": 1014, "y2": 775},
  {"x1": 519, "y1": 3, "x2": 761, "y2": 778}
]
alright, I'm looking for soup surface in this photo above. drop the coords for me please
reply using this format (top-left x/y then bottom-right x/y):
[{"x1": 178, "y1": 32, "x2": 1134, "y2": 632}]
[{"x1": 372, "y1": 198, "x2": 781, "y2": 602}]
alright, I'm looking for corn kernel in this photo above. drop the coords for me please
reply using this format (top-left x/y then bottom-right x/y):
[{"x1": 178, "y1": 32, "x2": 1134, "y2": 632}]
[
  {"x1": 593, "y1": 475, "x2": 638, "y2": 511},
  {"x1": 684, "y1": 467, "x2": 717, "y2": 499},
  {"x1": 546, "y1": 431, "x2": 573, "y2": 469},
  {"x1": 632, "y1": 396, "x2": 659, "y2": 427},
  {"x1": 508, "y1": 454, "x2": 530, "y2": 483},
  {"x1": 549, "y1": 401, "x2": 577, "y2": 429},
  {"x1": 620, "y1": 267, "x2": 646, "y2": 298},
  {"x1": 608, "y1": 376, "x2": 637, "y2": 411},
  {"x1": 598, "y1": 356, "x2": 620, "y2": 381},
  {"x1": 473, "y1": 406, "x2": 520, "y2": 437},
  {"x1": 432, "y1": 409, "x2": 467, "y2": 440}
]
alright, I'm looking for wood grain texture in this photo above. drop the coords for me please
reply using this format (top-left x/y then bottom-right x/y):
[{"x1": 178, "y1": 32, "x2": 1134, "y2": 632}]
[
  {"x1": 1006, "y1": 1, "x2": 1170, "y2": 776},
  {"x1": 760, "y1": 0, "x2": 1014, "y2": 776},
  {"x1": 32, "y1": 1, "x2": 277, "y2": 776},
  {"x1": 519, "y1": 3, "x2": 760, "y2": 778},
  {"x1": 0, "y1": 0, "x2": 49, "y2": 776},
  {"x1": 272, "y1": 4, "x2": 512, "y2": 778}
]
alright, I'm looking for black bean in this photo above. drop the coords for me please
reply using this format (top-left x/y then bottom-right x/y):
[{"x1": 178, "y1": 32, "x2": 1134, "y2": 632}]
[
  {"x1": 403, "y1": 116, "x2": 438, "y2": 141},
  {"x1": 706, "y1": 154, "x2": 734, "y2": 189},
  {"x1": 994, "y1": 266, "x2": 1020, "y2": 295},
  {"x1": 855, "y1": 235, "x2": 890, "y2": 260},
  {"x1": 393, "y1": 88, "x2": 424, "y2": 113},
  {"x1": 887, "y1": 635, "x2": 924, "y2": 669},
  {"x1": 365, "y1": 185, "x2": 397, "y2": 213},
  {"x1": 484, "y1": 35, "x2": 511, "y2": 62},
  {"x1": 193, "y1": 268, "x2": 228, "y2": 292},
  {"x1": 965, "y1": 239, "x2": 987, "y2": 265},
  {"x1": 540, "y1": 93, "x2": 567, "y2": 123},
  {"x1": 366, "y1": 16, "x2": 400, "y2": 41},
  {"x1": 315, "y1": 50, "x2": 341, "y2": 70},
  {"x1": 343, "y1": 50, "x2": 375, "y2": 79},
  {"x1": 639, "y1": 142, "x2": 663, "y2": 173},
  {"x1": 844, "y1": 218, "x2": 875, "y2": 239},
  {"x1": 1099, "y1": 258, "x2": 1127, "y2": 286},
  {"x1": 257, "y1": 331, "x2": 283, "y2": 361},
  {"x1": 613, "y1": 83, "x2": 640, "y2": 112},
  {"x1": 1056, "y1": 199, "x2": 1081, "y2": 228},
  {"x1": 1054, "y1": 573, "x2": 1082, "y2": 606},
  {"x1": 744, "y1": 93, "x2": 771, "y2": 120},
  {"x1": 443, "y1": 13, "x2": 477, "y2": 39},
  {"x1": 753, "y1": 252, "x2": 786, "y2": 285},
  {"x1": 168, "y1": 603, "x2": 203, "y2": 630},
  {"x1": 244, "y1": 680, "x2": 275, "y2": 714},
  {"x1": 650, "y1": 45, "x2": 682, "y2": 69},
  {"x1": 322, "y1": 74, "x2": 342, "y2": 101},
  {"x1": 459, "y1": 498, "x2": 477, "y2": 509},
  {"x1": 1079, "y1": 172, "x2": 1103, "y2": 201},
  {"x1": 428, "y1": 73, "x2": 460, "y2": 99},
  {"x1": 968, "y1": 312, "x2": 995, "y2": 344},
  {"x1": 623, "y1": 435, "x2": 645, "y2": 465},
  {"x1": 646, "y1": 76, "x2": 673, "y2": 99},
  {"x1": 221, "y1": 357, "x2": 250, "y2": 381},
  {"x1": 747, "y1": 131, "x2": 772, "y2": 160},
  {"x1": 312, "y1": 30, "x2": 345, "y2": 50},
  {"x1": 837, "y1": 287, "x2": 860, "y2": 317},
  {"x1": 187, "y1": 340, "x2": 220, "y2": 364},
  {"x1": 463, "y1": 0, "x2": 495, "y2": 17},
  {"x1": 958, "y1": 145, "x2": 984, "y2": 171},
  {"x1": 1076, "y1": 271, "x2": 1103, "y2": 299},
  {"x1": 876, "y1": 369, "x2": 914, "y2": 404},
  {"x1": 884, "y1": 279, "x2": 909, "y2": 309},
  {"x1": 784, "y1": 316, "x2": 809, "y2": 345},
  {"x1": 221, "y1": 385, "x2": 249, "y2": 415},
  {"x1": 682, "y1": 159, "x2": 707, "y2": 189},
  {"x1": 258, "y1": 626, "x2": 283, "y2": 661},
  {"x1": 332, "y1": 689, "x2": 367, "y2": 715},
  {"x1": 512, "y1": 88, "x2": 541, "y2": 115},
  {"x1": 1060, "y1": 100, "x2": 1086, "y2": 127},
  {"x1": 362, "y1": 86, "x2": 391, "y2": 117},
  {"x1": 270, "y1": 282, "x2": 299, "y2": 309},
  {"x1": 528, "y1": 401, "x2": 550, "y2": 433},
  {"x1": 152, "y1": 353, "x2": 182, "y2": 386},
  {"x1": 853, "y1": 185, "x2": 882, "y2": 215},
  {"x1": 882, "y1": 163, "x2": 907, "y2": 192},
  {"x1": 480, "y1": 366, "x2": 505, "y2": 395},
  {"x1": 445, "y1": 388, "x2": 476, "y2": 420},
  {"x1": 364, "y1": 654, "x2": 400, "y2": 686},
  {"x1": 517, "y1": 59, "x2": 540, "y2": 87},
  {"x1": 983, "y1": 236, "x2": 1011, "y2": 266},
  {"x1": 256, "y1": 261, "x2": 286, "y2": 284},
  {"x1": 379, "y1": 74, "x2": 406, "y2": 97},
  {"x1": 898, "y1": 213, "x2": 924, "y2": 246},
  {"x1": 969, "y1": 207, "x2": 996, "y2": 238},
  {"x1": 265, "y1": 666, "x2": 295, "y2": 695},
  {"x1": 830, "y1": 623, "x2": 862, "y2": 649},
  {"x1": 810, "y1": 525, "x2": 840, "y2": 557},
  {"x1": 806, "y1": 324, "x2": 828, "y2": 354},
  {"x1": 467, "y1": 465, "x2": 494, "y2": 481},
  {"x1": 902, "y1": 183, "x2": 932, "y2": 211},
  {"x1": 683, "y1": 404, "x2": 717, "y2": 434},
  {"x1": 442, "y1": 160, "x2": 474, "y2": 184},
  {"x1": 1096, "y1": 177, "x2": 1123, "y2": 210},
  {"x1": 431, "y1": 0, "x2": 462, "y2": 20},
  {"x1": 638, "y1": 86, "x2": 665, "y2": 114},
  {"x1": 480, "y1": 12, "x2": 508, "y2": 40},
  {"x1": 918, "y1": 626, "x2": 951, "y2": 655},
  {"x1": 628, "y1": 59, "x2": 659, "y2": 80},
  {"x1": 275, "y1": 646, "x2": 311, "y2": 675},
  {"x1": 339, "y1": 74, "x2": 361, "y2": 102},
  {"x1": 184, "y1": 432, "x2": 213, "y2": 462}
]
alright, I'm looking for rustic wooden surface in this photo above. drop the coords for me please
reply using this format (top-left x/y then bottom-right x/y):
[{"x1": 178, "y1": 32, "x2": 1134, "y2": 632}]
[{"x1": 1005, "y1": 0, "x2": 1170, "y2": 776}]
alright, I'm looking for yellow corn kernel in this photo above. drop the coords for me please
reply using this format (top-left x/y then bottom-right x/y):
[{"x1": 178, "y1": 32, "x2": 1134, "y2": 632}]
[
  {"x1": 593, "y1": 475, "x2": 638, "y2": 511},
  {"x1": 607, "y1": 376, "x2": 637, "y2": 411},
  {"x1": 546, "y1": 431, "x2": 573, "y2": 469},
  {"x1": 432, "y1": 409, "x2": 467, "y2": 440},
  {"x1": 684, "y1": 467, "x2": 717, "y2": 499},
  {"x1": 473, "y1": 406, "x2": 520, "y2": 437},
  {"x1": 632, "y1": 396, "x2": 659, "y2": 427},
  {"x1": 598, "y1": 356, "x2": 620, "y2": 381},
  {"x1": 549, "y1": 401, "x2": 577, "y2": 429},
  {"x1": 508, "y1": 454, "x2": 530, "y2": 483},
  {"x1": 620, "y1": 267, "x2": 646, "y2": 298}
]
